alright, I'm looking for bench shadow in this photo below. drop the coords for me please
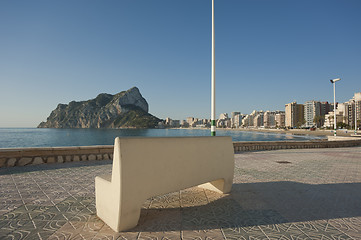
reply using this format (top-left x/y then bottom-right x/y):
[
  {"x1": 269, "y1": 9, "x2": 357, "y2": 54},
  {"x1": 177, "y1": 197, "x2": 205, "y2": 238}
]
[{"x1": 128, "y1": 181, "x2": 361, "y2": 232}]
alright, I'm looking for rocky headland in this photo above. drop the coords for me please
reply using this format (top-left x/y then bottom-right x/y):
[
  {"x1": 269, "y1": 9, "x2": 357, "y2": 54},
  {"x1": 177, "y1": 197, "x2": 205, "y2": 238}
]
[{"x1": 38, "y1": 87, "x2": 161, "y2": 128}]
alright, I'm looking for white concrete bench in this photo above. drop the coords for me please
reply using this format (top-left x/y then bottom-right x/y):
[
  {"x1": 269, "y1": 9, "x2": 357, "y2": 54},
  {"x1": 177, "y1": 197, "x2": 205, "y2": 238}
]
[{"x1": 95, "y1": 136, "x2": 234, "y2": 232}]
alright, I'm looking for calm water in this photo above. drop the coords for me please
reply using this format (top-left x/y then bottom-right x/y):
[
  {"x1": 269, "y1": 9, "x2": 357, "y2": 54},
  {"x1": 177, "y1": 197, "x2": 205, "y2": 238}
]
[{"x1": 0, "y1": 128, "x2": 325, "y2": 149}]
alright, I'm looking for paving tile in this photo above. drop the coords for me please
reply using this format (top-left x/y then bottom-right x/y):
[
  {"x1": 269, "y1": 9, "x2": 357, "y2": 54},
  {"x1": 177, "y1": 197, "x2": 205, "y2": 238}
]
[
  {"x1": 70, "y1": 207, "x2": 96, "y2": 222},
  {"x1": 83, "y1": 219, "x2": 105, "y2": 232},
  {"x1": 33, "y1": 206, "x2": 68, "y2": 221},
  {"x1": 258, "y1": 223, "x2": 311, "y2": 239},
  {"x1": 150, "y1": 192, "x2": 181, "y2": 209},
  {"x1": 182, "y1": 229, "x2": 225, "y2": 240},
  {"x1": 0, "y1": 227, "x2": 14, "y2": 238},
  {"x1": 0, "y1": 219, "x2": 29, "y2": 234},
  {"x1": 222, "y1": 226, "x2": 268, "y2": 240},
  {"x1": 133, "y1": 209, "x2": 181, "y2": 232},
  {"x1": 203, "y1": 189, "x2": 224, "y2": 203},
  {"x1": 86, "y1": 201, "x2": 96, "y2": 211},
  {"x1": 181, "y1": 194, "x2": 209, "y2": 211},
  {"x1": 47, "y1": 222, "x2": 91, "y2": 239},
  {"x1": 329, "y1": 217, "x2": 361, "y2": 239},
  {"x1": 138, "y1": 231, "x2": 181, "y2": 240},
  {"x1": 30, "y1": 199, "x2": 54, "y2": 206},
  {"x1": 94, "y1": 224, "x2": 139, "y2": 239},
  {"x1": 4, "y1": 220, "x2": 67, "y2": 240},
  {"x1": 0, "y1": 207, "x2": 31, "y2": 221},
  {"x1": 294, "y1": 220, "x2": 353, "y2": 239}
]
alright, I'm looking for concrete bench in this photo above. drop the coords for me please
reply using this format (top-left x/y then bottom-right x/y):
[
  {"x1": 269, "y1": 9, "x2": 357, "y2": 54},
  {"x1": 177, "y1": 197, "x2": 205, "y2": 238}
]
[{"x1": 95, "y1": 136, "x2": 234, "y2": 232}]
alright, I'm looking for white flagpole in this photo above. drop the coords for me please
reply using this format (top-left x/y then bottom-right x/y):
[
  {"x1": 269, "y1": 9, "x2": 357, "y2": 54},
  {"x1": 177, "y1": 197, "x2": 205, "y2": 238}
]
[
  {"x1": 211, "y1": 0, "x2": 216, "y2": 136},
  {"x1": 355, "y1": 97, "x2": 357, "y2": 135},
  {"x1": 330, "y1": 78, "x2": 341, "y2": 137}
]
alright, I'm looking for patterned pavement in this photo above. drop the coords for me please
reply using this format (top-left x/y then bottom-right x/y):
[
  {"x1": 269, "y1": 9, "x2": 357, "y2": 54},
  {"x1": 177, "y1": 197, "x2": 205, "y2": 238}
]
[{"x1": 0, "y1": 146, "x2": 361, "y2": 239}]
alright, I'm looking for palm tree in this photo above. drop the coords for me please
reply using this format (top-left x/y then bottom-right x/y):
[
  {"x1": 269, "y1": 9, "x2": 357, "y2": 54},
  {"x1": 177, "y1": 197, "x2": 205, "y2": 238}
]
[{"x1": 313, "y1": 115, "x2": 325, "y2": 128}]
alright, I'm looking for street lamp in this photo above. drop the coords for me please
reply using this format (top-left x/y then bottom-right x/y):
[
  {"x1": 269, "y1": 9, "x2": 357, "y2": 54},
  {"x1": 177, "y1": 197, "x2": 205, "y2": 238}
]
[
  {"x1": 330, "y1": 78, "x2": 341, "y2": 136},
  {"x1": 211, "y1": 0, "x2": 216, "y2": 136}
]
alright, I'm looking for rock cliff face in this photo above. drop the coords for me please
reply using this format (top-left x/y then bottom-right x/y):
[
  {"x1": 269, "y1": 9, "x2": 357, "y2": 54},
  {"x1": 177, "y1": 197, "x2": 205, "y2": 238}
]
[{"x1": 38, "y1": 87, "x2": 160, "y2": 128}]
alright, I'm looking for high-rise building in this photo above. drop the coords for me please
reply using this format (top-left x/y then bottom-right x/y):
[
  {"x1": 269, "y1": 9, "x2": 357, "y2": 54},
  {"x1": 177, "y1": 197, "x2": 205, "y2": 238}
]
[
  {"x1": 285, "y1": 102, "x2": 304, "y2": 128},
  {"x1": 171, "y1": 120, "x2": 180, "y2": 128},
  {"x1": 253, "y1": 114, "x2": 264, "y2": 127},
  {"x1": 304, "y1": 100, "x2": 321, "y2": 127},
  {"x1": 165, "y1": 117, "x2": 172, "y2": 125},
  {"x1": 275, "y1": 112, "x2": 285, "y2": 127},
  {"x1": 346, "y1": 100, "x2": 355, "y2": 128},
  {"x1": 320, "y1": 102, "x2": 331, "y2": 116},
  {"x1": 263, "y1": 111, "x2": 276, "y2": 128},
  {"x1": 186, "y1": 117, "x2": 194, "y2": 125},
  {"x1": 180, "y1": 120, "x2": 189, "y2": 128},
  {"x1": 355, "y1": 93, "x2": 361, "y2": 126},
  {"x1": 219, "y1": 113, "x2": 229, "y2": 120},
  {"x1": 338, "y1": 103, "x2": 348, "y2": 123},
  {"x1": 231, "y1": 112, "x2": 241, "y2": 119},
  {"x1": 344, "y1": 93, "x2": 361, "y2": 129},
  {"x1": 242, "y1": 110, "x2": 259, "y2": 127},
  {"x1": 231, "y1": 113, "x2": 242, "y2": 128},
  {"x1": 242, "y1": 115, "x2": 252, "y2": 127}
]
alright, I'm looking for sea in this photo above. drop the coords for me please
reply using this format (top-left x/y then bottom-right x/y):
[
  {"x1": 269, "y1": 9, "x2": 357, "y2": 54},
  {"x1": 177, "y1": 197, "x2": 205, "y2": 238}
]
[{"x1": 0, "y1": 128, "x2": 326, "y2": 149}]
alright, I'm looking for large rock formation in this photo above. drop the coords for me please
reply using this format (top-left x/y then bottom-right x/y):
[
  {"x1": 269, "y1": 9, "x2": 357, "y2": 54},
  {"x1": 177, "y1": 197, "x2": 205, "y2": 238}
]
[{"x1": 38, "y1": 87, "x2": 161, "y2": 128}]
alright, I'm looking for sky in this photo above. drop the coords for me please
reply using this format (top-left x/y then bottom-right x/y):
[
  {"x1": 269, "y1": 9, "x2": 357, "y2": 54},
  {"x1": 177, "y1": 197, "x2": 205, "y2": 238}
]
[{"x1": 0, "y1": 0, "x2": 361, "y2": 127}]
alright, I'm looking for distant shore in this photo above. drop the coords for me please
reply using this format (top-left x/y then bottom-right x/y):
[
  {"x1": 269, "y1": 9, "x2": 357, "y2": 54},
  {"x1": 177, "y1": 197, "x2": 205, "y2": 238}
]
[
  {"x1": 175, "y1": 127, "x2": 358, "y2": 137},
  {"x1": 220, "y1": 127, "x2": 359, "y2": 137},
  {"x1": 234, "y1": 128, "x2": 356, "y2": 137}
]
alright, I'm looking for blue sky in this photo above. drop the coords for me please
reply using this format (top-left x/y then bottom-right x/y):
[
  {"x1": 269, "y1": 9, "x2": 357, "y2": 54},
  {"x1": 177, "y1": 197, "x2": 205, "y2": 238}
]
[{"x1": 0, "y1": 0, "x2": 360, "y2": 127}]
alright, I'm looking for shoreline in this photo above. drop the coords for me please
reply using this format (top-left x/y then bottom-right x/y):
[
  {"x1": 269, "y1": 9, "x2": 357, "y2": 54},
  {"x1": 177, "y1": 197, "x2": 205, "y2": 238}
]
[
  {"x1": 225, "y1": 128, "x2": 354, "y2": 137},
  {"x1": 173, "y1": 127, "x2": 359, "y2": 137}
]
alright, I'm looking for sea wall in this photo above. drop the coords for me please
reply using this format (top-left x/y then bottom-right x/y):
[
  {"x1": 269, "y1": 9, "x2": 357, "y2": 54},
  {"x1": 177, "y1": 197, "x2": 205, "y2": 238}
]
[
  {"x1": 0, "y1": 146, "x2": 113, "y2": 168},
  {"x1": 233, "y1": 139, "x2": 361, "y2": 152},
  {"x1": 1, "y1": 139, "x2": 361, "y2": 168}
]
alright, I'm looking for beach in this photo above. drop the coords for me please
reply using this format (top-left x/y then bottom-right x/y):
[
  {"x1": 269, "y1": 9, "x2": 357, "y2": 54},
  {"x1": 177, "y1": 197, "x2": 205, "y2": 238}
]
[{"x1": 232, "y1": 127, "x2": 359, "y2": 137}]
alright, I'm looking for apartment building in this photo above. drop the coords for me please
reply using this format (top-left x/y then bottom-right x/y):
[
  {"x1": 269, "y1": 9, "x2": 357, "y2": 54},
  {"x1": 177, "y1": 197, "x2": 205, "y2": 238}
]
[
  {"x1": 285, "y1": 102, "x2": 304, "y2": 128},
  {"x1": 355, "y1": 93, "x2": 361, "y2": 124},
  {"x1": 231, "y1": 113, "x2": 242, "y2": 128},
  {"x1": 242, "y1": 114, "x2": 252, "y2": 127},
  {"x1": 242, "y1": 110, "x2": 259, "y2": 127},
  {"x1": 253, "y1": 113, "x2": 264, "y2": 127},
  {"x1": 320, "y1": 101, "x2": 332, "y2": 116},
  {"x1": 304, "y1": 101, "x2": 321, "y2": 127},
  {"x1": 275, "y1": 112, "x2": 285, "y2": 127},
  {"x1": 263, "y1": 111, "x2": 276, "y2": 128}
]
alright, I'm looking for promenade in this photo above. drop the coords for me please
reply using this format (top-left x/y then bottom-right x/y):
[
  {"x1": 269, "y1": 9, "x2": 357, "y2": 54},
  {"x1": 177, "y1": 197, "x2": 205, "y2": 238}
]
[{"x1": 0, "y1": 147, "x2": 360, "y2": 239}]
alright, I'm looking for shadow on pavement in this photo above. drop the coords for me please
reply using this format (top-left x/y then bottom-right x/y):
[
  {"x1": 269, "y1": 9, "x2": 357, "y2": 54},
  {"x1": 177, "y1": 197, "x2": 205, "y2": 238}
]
[{"x1": 128, "y1": 181, "x2": 361, "y2": 232}]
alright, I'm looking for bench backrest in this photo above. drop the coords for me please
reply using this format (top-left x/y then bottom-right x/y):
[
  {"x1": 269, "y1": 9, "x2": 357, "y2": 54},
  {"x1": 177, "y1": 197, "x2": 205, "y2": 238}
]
[{"x1": 112, "y1": 136, "x2": 234, "y2": 199}]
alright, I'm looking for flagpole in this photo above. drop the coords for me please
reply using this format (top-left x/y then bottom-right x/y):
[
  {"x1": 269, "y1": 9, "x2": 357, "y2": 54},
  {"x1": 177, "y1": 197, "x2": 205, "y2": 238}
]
[
  {"x1": 355, "y1": 97, "x2": 358, "y2": 135},
  {"x1": 211, "y1": 0, "x2": 216, "y2": 136}
]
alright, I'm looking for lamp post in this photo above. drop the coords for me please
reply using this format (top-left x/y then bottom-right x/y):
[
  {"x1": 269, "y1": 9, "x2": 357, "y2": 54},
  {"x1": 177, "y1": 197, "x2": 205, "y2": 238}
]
[
  {"x1": 330, "y1": 78, "x2": 341, "y2": 136},
  {"x1": 211, "y1": 0, "x2": 216, "y2": 136}
]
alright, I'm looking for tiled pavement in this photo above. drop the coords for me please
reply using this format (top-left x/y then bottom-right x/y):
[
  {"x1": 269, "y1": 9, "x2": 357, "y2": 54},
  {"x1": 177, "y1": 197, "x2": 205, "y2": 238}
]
[{"x1": 0, "y1": 147, "x2": 361, "y2": 239}]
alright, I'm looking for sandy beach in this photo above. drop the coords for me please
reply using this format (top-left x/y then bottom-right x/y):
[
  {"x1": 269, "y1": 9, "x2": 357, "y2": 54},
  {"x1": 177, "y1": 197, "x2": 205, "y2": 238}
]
[{"x1": 233, "y1": 127, "x2": 359, "y2": 137}]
